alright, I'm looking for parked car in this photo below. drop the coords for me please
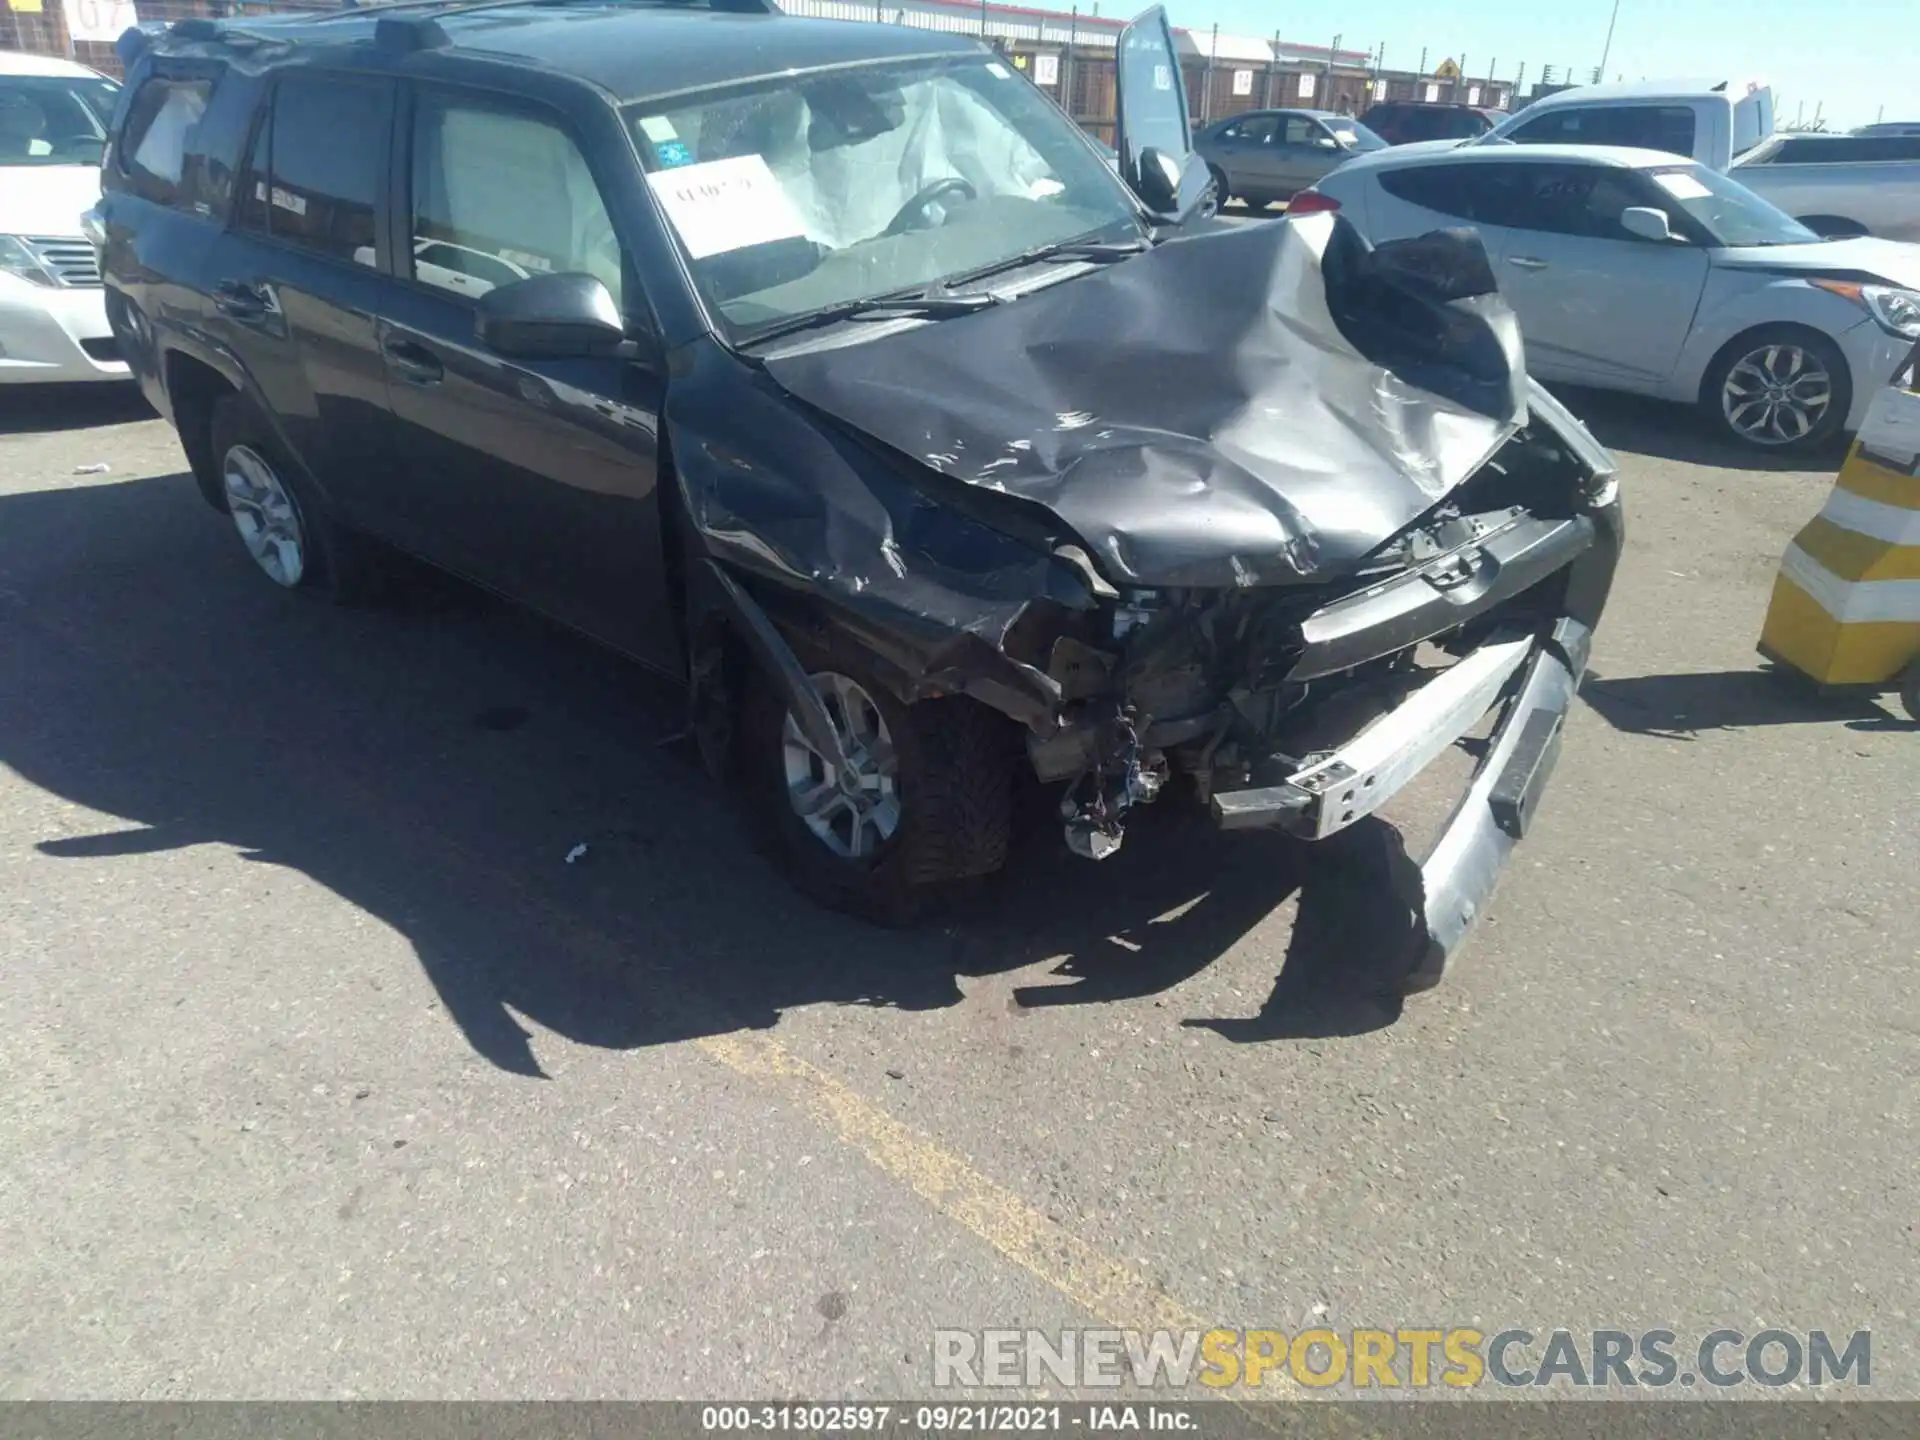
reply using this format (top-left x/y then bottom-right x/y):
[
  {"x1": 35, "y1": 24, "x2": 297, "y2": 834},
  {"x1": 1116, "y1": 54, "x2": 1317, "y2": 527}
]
[
  {"x1": 1853, "y1": 122, "x2": 1920, "y2": 138},
  {"x1": 1484, "y1": 78, "x2": 1775, "y2": 168},
  {"x1": 0, "y1": 51, "x2": 128, "y2": 385},
  {"x1": 1480, "y1": 79, "x2": 1920, "y2": 243},
  {"x1": 1193, "y1": 108, "x2": 1385, "y2": 207},
  {"x1": 1730, "y1": 133, "x2": 1920, "y2": 242},
  {"x1": 97, "y1": 0, "x2": 1622, "y2": 986},
  {"x1": 1307, "y1": 143, "x2": 1920, "y2": 448},
  {"x1": 1361, "y1": 100, "x2": 1498, "y2": 145}
]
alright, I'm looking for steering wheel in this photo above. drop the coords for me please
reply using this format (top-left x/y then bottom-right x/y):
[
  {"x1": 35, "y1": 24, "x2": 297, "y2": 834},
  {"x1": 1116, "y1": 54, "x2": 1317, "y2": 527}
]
[{"x1": 882, "y1": 177, "x2": 978, "y2": 237}]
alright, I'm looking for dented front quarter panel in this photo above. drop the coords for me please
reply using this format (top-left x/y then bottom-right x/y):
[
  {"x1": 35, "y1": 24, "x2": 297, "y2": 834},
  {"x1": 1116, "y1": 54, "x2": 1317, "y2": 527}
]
[{"x1": 665, "y1": 340, "x2": 1096, "y2": 731}]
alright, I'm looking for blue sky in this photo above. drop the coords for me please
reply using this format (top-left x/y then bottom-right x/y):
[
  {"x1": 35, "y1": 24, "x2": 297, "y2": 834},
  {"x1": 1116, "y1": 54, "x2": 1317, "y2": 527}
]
[{"x1": 1183, "y1": 0, "x2": 1913, "y2": 131}]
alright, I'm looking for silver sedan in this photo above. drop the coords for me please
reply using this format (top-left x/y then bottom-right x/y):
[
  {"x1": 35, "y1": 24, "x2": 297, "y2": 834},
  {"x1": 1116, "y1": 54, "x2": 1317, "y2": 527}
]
[{"x1": 1310, "y1": 143, "x2": 1920, "y2": 448}]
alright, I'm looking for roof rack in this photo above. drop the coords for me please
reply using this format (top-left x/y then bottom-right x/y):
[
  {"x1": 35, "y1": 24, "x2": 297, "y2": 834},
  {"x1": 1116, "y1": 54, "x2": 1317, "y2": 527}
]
[{"x1": 362, "y1": 0, "x2": 776, "y2": 48}]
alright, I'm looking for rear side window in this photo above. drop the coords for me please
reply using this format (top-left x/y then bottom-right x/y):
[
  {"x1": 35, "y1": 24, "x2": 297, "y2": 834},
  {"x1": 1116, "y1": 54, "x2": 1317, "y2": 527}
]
[
  {"x1": 117, "y1": 67, "x2": 259, "y2": 220},
  {"x1": 118, "y1": 76, "x2": 212, "y2": 207},
  {"x1": 1376, "y1": 163, "x2": 1533, "y2": 227},
  {"x1": 1757, "y1": 135, "x2": 1920, "y2": 164},
  {"x1": 243, "y1": 74, "x2": 390, "y2": 265},
  {"x1": 1507, "y1": 105, "x2": 1699, "y2": 157}
]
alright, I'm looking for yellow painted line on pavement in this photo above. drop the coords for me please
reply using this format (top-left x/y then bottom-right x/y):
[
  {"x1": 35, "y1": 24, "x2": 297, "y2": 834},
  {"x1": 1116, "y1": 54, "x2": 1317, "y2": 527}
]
[
  {"x1": 699, "y1": 1030, "x2": 1206, "y2": 1335},
  {"x1": 697, "y1": 1030, "x2": 1366, "y2": 1430}
]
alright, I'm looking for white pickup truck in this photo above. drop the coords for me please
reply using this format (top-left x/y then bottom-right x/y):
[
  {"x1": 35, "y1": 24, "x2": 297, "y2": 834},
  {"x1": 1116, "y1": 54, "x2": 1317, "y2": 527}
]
[{"x1": 1483, "y1": 80, "x2": 1920, "y2": 242}]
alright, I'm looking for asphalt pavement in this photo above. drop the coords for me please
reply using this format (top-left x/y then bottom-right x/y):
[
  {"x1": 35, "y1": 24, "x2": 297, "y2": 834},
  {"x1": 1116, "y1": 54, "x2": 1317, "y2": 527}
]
[{"x1": 1, "y1": 376, "x2": 1914, "y2": 1401}]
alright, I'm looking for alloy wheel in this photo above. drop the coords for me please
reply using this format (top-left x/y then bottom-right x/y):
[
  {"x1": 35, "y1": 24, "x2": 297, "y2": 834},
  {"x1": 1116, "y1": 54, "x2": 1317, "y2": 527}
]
[
  {"x1": 1721, "y1": 343, "x2": 1834, "y2": 446},
  {"x1": 222, "y1": 444, "x2": 306, "y2": 587},
  {"x1": 780, "y1": 671, "x2": 902, "y2": 861}
]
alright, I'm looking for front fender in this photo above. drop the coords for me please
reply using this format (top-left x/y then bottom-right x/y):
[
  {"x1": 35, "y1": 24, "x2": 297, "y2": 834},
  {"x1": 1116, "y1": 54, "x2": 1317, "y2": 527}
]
[{"x1": 1670, "y1": 273, "x2": 1864, "y2": 403}]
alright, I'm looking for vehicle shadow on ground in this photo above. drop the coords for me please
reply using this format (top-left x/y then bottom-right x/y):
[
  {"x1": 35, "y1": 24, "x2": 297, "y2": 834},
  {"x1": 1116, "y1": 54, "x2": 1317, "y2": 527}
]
[
  {"x1": 0, "y1": 384, "x2": 153, "y2": 436},
  {"x1": 1551, "y1": 385, "x2": 1850, "y2": 474},
  {"x1": 0, "y1": 473, "x2": 1412, "y2": 1077},
  {"x1": 1580, "y1": 663, "x2": 1903, "y2": 736}
]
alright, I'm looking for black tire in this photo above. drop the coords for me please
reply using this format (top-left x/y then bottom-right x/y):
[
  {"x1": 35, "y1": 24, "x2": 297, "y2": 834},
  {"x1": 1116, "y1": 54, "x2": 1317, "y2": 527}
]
[
  {"x1": 1207, "y1": 165, "x2": 1231, "y2": 207},
  {"x1": 1700, "y1": 325, "x2": 1852, "y2": 452},
  {"x1": 208, "y1": 395, "x2": 381, "y2": 603},
  {"x1": 738, "y1": 633, "x2": 1015, "y2": 925}
]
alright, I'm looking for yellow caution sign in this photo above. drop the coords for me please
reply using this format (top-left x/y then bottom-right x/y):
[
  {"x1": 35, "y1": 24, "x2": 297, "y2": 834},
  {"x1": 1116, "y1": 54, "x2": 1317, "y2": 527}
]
[{"x1": 1759, "y1": 341, "x2": 1920, "y2": 717}]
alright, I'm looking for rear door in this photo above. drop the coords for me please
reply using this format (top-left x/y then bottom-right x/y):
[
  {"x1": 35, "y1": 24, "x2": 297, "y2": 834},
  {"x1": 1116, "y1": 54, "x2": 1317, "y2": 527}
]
[
  {"x1": 373, "y1": 81, "x2": 675, "y2": 669},
  {"x1": 222, "y1": 70, "x2": 403, "y2": 532},
  {"x1": 1484, "y1": 161, "x2": 1711, "y2": 386},
  {"x1": 1209, "y1": 113, "x2": 1280, "y2": 194}
]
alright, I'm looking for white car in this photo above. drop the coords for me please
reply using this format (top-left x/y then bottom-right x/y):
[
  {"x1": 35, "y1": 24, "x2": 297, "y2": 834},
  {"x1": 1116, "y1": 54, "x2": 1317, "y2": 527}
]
[
  {"x1": 0, "y1": 51, "x2": 128, "y2": 385},
  {"x1": 1306, "y1": 143, "x2": 1920, "y2": 449}
]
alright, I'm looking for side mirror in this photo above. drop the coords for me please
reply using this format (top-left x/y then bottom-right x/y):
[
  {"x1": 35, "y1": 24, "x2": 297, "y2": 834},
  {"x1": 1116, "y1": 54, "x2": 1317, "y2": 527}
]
[
  {"x1": 1620, "y1": 206, "x2": 1674, "y2": 242},
  {"x1": 1135, "y1": 146, "x2": 1182, "y2": 213},
  {"x1": 1314, "y1": 136, "x2": 1341, "y2": 150},
  {"x1": 475, "y1": 272, "x2": 626, "y2": 360}
]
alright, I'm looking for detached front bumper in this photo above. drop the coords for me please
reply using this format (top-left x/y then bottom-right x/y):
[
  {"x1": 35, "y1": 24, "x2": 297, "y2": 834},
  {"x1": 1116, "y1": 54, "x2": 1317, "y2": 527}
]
[
  {"x1": 1212, "y1": 487, "x2": 1623, "y2": 990},
  {"x1": 0, "y1": 277, "x2": 128, "y2": 385}
]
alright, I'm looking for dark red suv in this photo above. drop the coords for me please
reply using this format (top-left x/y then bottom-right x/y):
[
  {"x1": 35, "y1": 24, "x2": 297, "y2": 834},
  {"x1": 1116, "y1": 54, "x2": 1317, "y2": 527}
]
[{"x1": 1360, "y1": 101, "x2": 1499, "y2": 145}]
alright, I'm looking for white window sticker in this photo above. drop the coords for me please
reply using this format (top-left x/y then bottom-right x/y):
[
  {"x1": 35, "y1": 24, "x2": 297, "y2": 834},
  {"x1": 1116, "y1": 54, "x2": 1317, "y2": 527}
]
[
  {"x1": 1654, "y1": 171, "x2": 1713, "y2": 200},
  {"x1": 646, "y1": 154, "x2": 806, "y2": 260},
  {"x1": 1153, "y1": 63, "x2": 1172, "y2": 91},
  {"x1": 638, "y1": 115, "x2": 678, "y2": 143}
]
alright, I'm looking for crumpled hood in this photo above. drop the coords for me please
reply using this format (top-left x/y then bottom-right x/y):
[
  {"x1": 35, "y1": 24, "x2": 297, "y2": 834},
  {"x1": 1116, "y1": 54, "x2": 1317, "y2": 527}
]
[
  {"x1": 764, "y1": 214, "x2": 1527, "y2": 590},
  {"x1": 0, "y1": 165, "x2": 101, "y2": 237}
]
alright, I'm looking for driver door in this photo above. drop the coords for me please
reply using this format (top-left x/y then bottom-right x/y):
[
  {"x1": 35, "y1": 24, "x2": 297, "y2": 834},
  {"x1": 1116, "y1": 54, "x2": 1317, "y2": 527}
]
[
  {"x1": 375, "y1": 83, "x2": 678, "y2": 671},
  {"x1": 1114, "y1": 6, "x2": 1213, "y2": 218}
]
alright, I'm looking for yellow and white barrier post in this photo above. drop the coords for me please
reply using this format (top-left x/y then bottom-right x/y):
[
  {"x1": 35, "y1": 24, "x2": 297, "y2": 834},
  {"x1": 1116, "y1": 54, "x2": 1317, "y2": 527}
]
[{"x1": 1759, "y1": 342, "x2": 1920, "y2": 719}]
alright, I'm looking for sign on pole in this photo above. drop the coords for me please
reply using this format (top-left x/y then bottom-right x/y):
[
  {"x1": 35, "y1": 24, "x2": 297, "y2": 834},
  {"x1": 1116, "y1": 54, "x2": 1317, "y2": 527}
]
[
  {"x1": 1034, "y1": 53, "x2": 1059, "y2": 86},
  {"x1": 63, "y1": 0, "x2": 140, "y2": 43},
  {"x1": 1231, "y1": 68, "x2": 1253, "y2": 96}
]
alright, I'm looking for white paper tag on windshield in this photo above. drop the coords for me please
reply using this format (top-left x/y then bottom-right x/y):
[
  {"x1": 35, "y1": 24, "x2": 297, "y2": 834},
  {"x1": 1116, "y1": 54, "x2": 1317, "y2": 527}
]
[
  {"x1": 638, "y1": 115, "x2": 679, "y2": 143},
  {"x1": 1653, "y1": 170, "x2": 1712, "y2": 200},
  {"x1": 646, "y1": 155, "x2": 807, "y2": 260}
]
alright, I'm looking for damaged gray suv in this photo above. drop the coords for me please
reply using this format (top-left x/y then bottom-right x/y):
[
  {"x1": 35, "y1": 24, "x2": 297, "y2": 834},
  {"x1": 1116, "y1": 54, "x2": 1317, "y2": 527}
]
[{"x1": 98, "y1": 0, "x2": 1622, "y2": 988}]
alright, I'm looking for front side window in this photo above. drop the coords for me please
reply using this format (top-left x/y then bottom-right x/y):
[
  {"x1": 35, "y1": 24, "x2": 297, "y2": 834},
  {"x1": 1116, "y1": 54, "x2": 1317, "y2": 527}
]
[
  {"x1": 1322, "y1": 117, "x2": 1386, "y2": 150},
  {"x1": 627, "y1": 55, "x2": 1140, "y2": 338},
  {"x1": 0, "y1": 73, "x2": 120, "y2": 168},
  {"x1": 1282, "y1": 116, "x2": 1325, "y2": 147},
  {"x1": 1644, "y1": 164, "x2": 1819, "y2": 248},
  {"x1": 250, "y1": 74, "x2": 388, "y2": 265},
  {"x1": 409, "y1": 94, "x2": 624, "y2": 309},
  {"x1": 1232, "y1": 115, "x2": 1278, "y2": 144}
]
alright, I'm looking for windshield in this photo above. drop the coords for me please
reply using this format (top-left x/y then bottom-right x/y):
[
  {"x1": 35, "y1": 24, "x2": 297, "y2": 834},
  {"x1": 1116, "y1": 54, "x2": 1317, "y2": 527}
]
[
  {"x1": 1324, "y1": 117, "x2": 1387, "y2": 151},
  {"x1": 0, "y1": 74, "x2": 120, "y2": 167},
  {"x1": 627, "y1": 56, "x2": 1142, "y2": 340},
  {"x1": 1648, "y1": 163, "x2": 1821, "y2": 247}
]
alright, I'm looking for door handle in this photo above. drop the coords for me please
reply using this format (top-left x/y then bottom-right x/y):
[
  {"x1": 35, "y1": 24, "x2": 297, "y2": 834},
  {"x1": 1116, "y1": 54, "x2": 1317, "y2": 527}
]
[
  {"x1": 213, "y1": 279, "x2": 271, "y2": 319},
  {"x1": 381, "y1": 337, "x2": 444, "y2": 385},
  {"x1": 1506, "y1": 256, "x2": 1549, "y2": 271}
]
